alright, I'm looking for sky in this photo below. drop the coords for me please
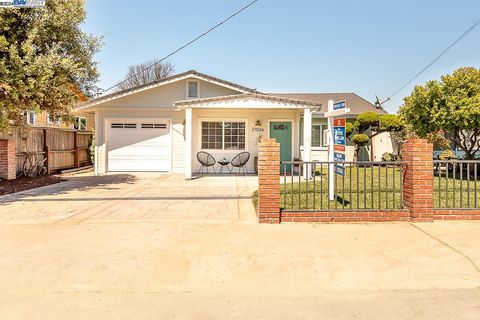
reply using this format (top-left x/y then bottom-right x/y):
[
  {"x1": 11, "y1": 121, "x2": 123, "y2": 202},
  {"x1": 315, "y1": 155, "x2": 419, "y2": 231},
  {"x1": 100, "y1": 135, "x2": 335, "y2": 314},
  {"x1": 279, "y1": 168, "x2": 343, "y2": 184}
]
[{"x1": 82, "y1": 0, "x2": 480, "y2": 113}]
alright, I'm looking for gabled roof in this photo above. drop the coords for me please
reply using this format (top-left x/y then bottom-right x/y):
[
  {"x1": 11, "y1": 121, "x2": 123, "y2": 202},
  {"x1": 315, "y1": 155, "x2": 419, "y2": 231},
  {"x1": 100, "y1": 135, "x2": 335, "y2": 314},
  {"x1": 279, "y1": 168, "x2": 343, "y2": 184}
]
[
  {"x1": 75, "y1": 70, "x2": 260, "y2": 110},
  {"x1": 269, "y1": 93, "x2": 386, "y2": 114},
  {"x1": 174, "y1": 93, "x2": 323, "y2": 109}
]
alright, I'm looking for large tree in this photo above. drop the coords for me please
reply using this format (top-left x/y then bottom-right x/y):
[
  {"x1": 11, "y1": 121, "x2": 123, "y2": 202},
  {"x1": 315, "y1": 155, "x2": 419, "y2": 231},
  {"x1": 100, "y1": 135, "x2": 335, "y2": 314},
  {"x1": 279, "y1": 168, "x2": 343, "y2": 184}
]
[
  {"x1": 117, "y1": 60, "x2": 174, "y2": 91},
  {"x1": 399, "y1": 67, "x2": 480, "y2": 159},
  {"x1": 0, "y1": 0, "x2": 101, "y2": 129}
]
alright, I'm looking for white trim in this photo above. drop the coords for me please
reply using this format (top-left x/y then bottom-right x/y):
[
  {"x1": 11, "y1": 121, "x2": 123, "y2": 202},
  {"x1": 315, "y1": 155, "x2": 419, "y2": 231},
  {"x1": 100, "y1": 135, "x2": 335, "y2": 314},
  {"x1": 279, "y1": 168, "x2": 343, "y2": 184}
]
[
  {"x1": 46, "y1": 112, "x2": 61, "y2": 126},
  {"x1": 103, "y1": 116, "x2": 173, "y2": 173},
  {"x1": 94, "y1": 112, "x2": 99, "y2": 175},
  {"x1": 267, "y1": 119, "x2": 295, "y2": 162},
  {"x1": 74, "y1": 116, "x2": 87, "y2": 130},
  {"x1": 185, "y1": 108, "x2": 193, "y2": 180},
  {"x1": 197, "y1": 118, "x2": 249, "y2": 153},
  {"x1": 25, "y1": 111, "x2": 37, "y2": 126},
  {"x1": 179, "y1": 97, "x2": 312, "y2": 110}
]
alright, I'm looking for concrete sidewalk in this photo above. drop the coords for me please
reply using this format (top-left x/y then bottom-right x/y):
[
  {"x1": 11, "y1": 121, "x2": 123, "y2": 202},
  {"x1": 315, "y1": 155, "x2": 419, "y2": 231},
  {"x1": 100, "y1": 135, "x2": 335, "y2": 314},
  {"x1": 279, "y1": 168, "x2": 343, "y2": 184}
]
[
  {"x1": 0, "y1": 221, "x2": 479, "y2": 319},
  {"x1": 0, "y1": 173, "x2": 479, "y2": 319}
]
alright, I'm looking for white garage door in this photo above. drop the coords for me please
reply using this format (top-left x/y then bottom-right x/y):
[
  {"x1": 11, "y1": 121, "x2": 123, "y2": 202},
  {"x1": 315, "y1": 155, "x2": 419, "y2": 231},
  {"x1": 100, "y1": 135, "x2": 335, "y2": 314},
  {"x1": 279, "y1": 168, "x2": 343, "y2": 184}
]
[{"x1": 107, "y1": 119, "x2": 171, "y2": 172}]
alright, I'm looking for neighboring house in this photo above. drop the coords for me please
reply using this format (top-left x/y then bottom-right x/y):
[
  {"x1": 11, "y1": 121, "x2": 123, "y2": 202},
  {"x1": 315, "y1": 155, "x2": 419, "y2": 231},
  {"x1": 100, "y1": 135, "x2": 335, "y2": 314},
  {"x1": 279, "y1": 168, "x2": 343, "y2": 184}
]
[
  {"x1": 74, "y1": 70, "x2": 391, "y2": 178},
  {"x1": 24, "y1": 88, "x2": 95, "y2": 131},
  {"x1": 24, "y1": 110, "x2": 94, "y2": 131}
]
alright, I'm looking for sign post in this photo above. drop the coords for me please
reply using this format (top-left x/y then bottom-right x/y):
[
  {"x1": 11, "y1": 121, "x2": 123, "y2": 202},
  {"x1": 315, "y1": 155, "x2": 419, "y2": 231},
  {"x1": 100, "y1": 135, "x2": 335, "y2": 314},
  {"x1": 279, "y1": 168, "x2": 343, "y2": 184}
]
[{"x1": 325, "y1": 100, "x2": 350, "y2": 201}]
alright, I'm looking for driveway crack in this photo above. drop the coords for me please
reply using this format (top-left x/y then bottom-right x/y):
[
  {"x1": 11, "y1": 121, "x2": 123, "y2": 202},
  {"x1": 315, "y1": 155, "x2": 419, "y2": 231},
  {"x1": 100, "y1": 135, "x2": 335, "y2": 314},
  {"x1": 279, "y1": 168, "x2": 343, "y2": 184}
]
[{"x1": 409, "y1": 222, "x2": 480, "y2": 274}]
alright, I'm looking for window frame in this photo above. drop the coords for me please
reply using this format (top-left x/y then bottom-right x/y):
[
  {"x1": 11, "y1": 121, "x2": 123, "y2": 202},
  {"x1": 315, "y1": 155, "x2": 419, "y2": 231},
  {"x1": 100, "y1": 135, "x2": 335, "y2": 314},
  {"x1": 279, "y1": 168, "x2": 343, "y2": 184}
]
[
  {"x1": 25, "y1": 111, "x2": 37, "y2": 126},
  {"x1": 46, "y1": 113, "x2": 61, "y2": 126},
  {"x1": 74, "y1": 116, "x2": 88, "y2": 131},
  {"x1": 186, "y1": 80, "x2": 200, "y2": 99},
  {"x1": 198, "y1": 118, "x2": 248, "y2": 152},
  {"x1": 301, "y1": 121, "x2": 328, "y2": 150}
]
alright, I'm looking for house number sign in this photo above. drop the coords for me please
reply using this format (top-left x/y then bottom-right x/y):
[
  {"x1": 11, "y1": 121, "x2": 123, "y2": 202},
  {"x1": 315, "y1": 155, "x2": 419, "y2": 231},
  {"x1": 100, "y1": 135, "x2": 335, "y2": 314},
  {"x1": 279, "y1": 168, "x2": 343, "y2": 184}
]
[{"x1": 252, "y1": 127, "x2": 264, "y2": 132}]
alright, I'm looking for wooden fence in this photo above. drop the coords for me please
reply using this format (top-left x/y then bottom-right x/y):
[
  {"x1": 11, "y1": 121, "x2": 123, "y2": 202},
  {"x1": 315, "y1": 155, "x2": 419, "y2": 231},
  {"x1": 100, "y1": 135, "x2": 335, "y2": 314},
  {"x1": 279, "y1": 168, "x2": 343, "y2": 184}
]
[{"x1": 0, "y1": 127, "x2": 93, "y2": 176}]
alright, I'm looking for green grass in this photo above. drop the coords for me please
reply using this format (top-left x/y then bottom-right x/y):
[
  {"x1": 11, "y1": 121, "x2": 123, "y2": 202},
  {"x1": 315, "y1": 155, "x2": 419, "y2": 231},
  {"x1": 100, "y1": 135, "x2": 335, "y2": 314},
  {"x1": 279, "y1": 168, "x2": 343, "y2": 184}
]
[
  {"x1": 281, "y1": 166, "x2": 403, "y2": 211},
  {"x1": 253, "y1": 166, "x2": 480, "y2": 211},
  {"x1": 434, "y1": 169, "x2": 480, "y2": 209}
]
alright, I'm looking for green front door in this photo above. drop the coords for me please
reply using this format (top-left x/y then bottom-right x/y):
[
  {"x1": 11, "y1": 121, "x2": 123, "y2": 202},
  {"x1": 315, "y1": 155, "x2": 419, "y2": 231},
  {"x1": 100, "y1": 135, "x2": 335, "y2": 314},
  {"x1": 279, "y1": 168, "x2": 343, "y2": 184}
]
[{"x1": 270, "y1": 121, "x2": 292, "y2": 172}]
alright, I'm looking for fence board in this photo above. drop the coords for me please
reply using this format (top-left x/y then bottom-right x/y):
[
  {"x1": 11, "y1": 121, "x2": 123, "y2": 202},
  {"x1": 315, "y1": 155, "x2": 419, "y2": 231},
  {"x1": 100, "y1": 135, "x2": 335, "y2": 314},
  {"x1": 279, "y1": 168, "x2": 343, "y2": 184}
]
[{"x1": 1, "y1": 127, "x2": 92, "y2": 175}]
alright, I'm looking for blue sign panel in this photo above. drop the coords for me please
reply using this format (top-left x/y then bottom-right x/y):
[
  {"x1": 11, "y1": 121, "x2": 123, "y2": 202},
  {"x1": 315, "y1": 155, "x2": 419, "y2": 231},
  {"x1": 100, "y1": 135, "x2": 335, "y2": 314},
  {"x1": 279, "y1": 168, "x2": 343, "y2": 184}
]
[
  {"x1": 333, "y1": 100, "x2": 346, "y2": 110},
  {"x1": 333, "y1": 127, "x2": 346, "y2": 145},
  {"x1": 335, "y1": 164, "x2": 345, "y2": 176},
  {"x1": 334, "y1": 152, "x2": 345, "y2": 162}
]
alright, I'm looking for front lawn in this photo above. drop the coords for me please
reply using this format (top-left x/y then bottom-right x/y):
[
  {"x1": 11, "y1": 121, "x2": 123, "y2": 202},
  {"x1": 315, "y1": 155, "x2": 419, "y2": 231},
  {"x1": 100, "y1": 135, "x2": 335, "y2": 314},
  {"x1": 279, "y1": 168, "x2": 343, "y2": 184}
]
[
  {"x1": 281, "y1": 166, "x2": 403, "y2": 211},
  {"x1": 253, "y1": 166, "x2": 480, "y2": 211}
]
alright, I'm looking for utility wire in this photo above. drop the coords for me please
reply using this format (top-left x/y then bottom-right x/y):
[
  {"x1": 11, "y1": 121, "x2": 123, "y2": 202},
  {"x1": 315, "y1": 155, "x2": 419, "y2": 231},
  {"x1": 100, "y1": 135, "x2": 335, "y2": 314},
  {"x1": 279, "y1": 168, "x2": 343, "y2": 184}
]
[
  {"x1": 102, "y1": 0, "x2": 259, "y2": 94},
  {"x1": 387, "y1": 18, "x2": 480, "y2": 100}
]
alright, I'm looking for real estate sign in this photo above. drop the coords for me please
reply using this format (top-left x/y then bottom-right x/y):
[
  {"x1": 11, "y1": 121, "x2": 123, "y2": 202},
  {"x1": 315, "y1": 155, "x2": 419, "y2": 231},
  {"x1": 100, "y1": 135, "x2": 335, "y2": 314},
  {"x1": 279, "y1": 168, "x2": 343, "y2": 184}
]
[
  {"x1": 333, "y1": 116, "x2": 346, "y2": 176},
  {"x1": 333, "y1": 100, "x2": 346, "y2": 110},
  {"x1": 325, "y1": 100, "x2": 350, "y2": 200}
]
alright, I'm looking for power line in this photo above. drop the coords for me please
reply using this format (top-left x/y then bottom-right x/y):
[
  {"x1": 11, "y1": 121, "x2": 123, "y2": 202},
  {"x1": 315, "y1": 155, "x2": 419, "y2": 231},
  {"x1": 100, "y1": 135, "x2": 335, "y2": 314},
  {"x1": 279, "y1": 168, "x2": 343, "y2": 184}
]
[
  {"x1": 386, "y1": 18, "x2": 480, "y2": 100},
  {"x1": 102, "y1": 0, "x2": 259, "y2": 94}
]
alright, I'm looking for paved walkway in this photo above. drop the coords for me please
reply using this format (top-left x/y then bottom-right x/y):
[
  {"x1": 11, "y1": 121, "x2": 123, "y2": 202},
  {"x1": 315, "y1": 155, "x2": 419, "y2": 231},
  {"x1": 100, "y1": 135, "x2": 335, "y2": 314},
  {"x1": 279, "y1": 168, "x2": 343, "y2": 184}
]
[{"x1": 0, "y1": 173, "x2": 479, "y2": 319}]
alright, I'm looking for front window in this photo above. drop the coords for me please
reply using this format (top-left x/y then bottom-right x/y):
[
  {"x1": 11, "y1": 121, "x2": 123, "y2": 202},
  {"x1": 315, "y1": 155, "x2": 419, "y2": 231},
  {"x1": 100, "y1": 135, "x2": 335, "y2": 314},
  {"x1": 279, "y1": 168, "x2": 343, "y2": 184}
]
[
  {"x1": 201, "y1": 121, "x2": 246, "y2": 150},
  {"x1": 312, "y1": 124, "x2": 328, "y2": 148},
  {"x1": 74, "y1": 116, "x2": 87, "y2": 130}
]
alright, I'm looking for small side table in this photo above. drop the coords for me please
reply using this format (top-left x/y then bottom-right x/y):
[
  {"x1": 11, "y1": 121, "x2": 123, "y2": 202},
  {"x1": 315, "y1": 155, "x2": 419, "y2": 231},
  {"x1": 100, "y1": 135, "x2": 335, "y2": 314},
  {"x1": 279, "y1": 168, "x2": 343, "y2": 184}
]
[{"x1": 217, "y1": 160, "x2": 231, "y2": 174}]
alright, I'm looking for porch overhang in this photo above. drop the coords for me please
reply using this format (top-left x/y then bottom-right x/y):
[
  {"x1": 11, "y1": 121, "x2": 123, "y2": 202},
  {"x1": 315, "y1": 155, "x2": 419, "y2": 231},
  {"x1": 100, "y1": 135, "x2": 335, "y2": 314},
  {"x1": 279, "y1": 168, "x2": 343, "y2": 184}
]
[{"x1": 174, "y1": 93, "x2": 323, "y2": 110}]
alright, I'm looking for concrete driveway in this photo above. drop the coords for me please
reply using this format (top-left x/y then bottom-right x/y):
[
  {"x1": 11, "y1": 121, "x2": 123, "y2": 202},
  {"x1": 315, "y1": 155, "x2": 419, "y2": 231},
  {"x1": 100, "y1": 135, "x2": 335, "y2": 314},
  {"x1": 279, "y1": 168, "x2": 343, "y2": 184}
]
[
  {"x1": 0, "y1": 173, "x2": 259, "y2": 224},
  {"x1": 0, "y1": 173, "x2": 479, "y2": 319}
]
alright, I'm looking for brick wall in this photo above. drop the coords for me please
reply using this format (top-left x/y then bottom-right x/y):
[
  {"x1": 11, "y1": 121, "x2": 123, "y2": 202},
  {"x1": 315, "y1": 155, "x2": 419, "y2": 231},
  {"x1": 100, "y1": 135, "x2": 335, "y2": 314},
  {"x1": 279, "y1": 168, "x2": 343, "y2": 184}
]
[
  {"x1": 0, "y1": 139, "x2": 16, "y2": 180},
  {"x1": 257, "y1": 138, "x2": 281, "y2": 223},
  {"x1": 281, "y1": 210, "x2": 410, "y2": 223},
  {"x1": 256, "y1": 137, "x2": 478, "y2": 224},
  {"x1": 402, "y1": 139, "x2": 434, "y2": 222},
  {"x1": 433, "y1": 209, "x2": 480, "y2": 220}
]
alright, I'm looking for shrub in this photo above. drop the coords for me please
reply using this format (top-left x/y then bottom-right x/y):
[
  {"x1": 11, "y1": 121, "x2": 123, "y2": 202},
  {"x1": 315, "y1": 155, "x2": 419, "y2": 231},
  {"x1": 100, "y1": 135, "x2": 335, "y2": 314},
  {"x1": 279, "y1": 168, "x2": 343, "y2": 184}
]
[
  {"x1": 88, "y1": 135, "x2": 95, "y2": 165},
  {"x1": 379, "y1": 114, "x2": 404, "y2": 132},
  {"x1": 354, "y1": 112, "x2": 379, "y2": 131},
  {"x1": 439, "y1": 150, "x2": 456, "y2": 160},
  {"x1": 351, "y1": 133, "x2": 370, "y2": 146},
  {"x1": 382, "y1": 152, "x2": 400, "y2": 162}
]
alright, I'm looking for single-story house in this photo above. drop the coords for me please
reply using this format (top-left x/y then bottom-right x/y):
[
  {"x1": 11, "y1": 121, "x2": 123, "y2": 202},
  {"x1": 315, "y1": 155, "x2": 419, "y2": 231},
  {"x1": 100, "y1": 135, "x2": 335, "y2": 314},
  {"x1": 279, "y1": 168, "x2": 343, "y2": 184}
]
[{"x1": 74, "y1": 70, "x2": 392, "y2": 179}]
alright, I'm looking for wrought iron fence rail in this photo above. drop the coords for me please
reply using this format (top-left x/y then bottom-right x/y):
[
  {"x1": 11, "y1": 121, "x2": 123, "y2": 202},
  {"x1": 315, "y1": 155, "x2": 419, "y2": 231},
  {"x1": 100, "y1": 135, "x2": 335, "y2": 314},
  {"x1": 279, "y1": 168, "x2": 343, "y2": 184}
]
[
  {"x1": 280, "y1": 161, "x2": 406, "y2": 212},
  {"x1": 433, "y1": 160, "x2": 480, "y2": 209}
]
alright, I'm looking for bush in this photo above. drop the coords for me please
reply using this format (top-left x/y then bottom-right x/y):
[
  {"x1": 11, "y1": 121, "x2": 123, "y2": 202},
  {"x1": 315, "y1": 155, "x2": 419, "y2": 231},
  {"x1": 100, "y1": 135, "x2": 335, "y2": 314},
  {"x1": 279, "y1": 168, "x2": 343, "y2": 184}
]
[
  {"x1": 88, "y1": 135, "x2": 95, "y2": 165},
  {"x1": 379, "y1": 114, "x2": 403, "y2": 132},
  {"x1": 354, "y1": 112, "x2": 379, "y2": 131},
  {"x1": 351, "y1": 133, "x2": 370, "y2": 146},
  {"x1": 382, "y1": 152, "x2": 401, "y2": 162},
  {"x1": 439, "y1": 150, "x2": 456, "y2": 160}
]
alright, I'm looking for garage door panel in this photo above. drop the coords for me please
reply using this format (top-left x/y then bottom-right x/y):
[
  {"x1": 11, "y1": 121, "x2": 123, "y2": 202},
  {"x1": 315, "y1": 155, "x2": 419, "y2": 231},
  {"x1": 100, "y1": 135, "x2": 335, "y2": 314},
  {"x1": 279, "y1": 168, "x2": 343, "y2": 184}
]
[{"x1": 107, "y1": 120, "x2": 171, "y2": 172}]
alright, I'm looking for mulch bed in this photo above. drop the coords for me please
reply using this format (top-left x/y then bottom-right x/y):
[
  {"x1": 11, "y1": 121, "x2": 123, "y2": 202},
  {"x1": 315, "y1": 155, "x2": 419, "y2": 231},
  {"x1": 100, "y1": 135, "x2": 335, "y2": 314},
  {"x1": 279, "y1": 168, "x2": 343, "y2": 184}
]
[{"x1": 0, "y1": 175, "x2": 66, "y2": 196}]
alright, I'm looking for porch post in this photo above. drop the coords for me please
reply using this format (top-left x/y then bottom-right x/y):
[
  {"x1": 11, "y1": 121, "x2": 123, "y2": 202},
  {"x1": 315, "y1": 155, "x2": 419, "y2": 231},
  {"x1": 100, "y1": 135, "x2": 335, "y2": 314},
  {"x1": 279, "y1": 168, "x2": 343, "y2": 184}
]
[
  {"x1": 303, "y1": 108, "x2": 312, "y2": 179},
  {"x1": 185, "y1": 107, "x2": 193, "y2": 180}
]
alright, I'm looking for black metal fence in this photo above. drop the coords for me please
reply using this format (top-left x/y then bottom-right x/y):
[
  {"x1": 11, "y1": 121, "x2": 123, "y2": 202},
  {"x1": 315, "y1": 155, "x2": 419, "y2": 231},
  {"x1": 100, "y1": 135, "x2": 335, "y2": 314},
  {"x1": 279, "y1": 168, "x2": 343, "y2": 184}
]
[
  {"x1": 434, "y1": 160, "x2": 480, "y2": 209},
  {"x1": 281, "y1": 161, "x2": 405, "y2": 211}
]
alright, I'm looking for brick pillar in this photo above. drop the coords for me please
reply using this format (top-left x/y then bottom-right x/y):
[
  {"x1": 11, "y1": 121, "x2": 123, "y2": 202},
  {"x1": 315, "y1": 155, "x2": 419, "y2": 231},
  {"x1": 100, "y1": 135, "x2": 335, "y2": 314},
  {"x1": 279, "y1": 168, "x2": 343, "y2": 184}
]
[
  {"x1": 258, "y1": 138, "x2": 281, "y2": 224},
  {"x1": 402, "y1": 139, "x2": 434, "y2": 222},
  {"x1": 0, "y1": 139, "x2": 16, "y2": 180}
]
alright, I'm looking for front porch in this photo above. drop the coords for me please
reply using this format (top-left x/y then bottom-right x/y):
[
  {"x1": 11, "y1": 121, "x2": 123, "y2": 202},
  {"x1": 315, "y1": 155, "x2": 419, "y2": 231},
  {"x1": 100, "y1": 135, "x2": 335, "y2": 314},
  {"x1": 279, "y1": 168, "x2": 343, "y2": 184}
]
[{"x1": 175, "y1": 93, "x2": 322, "y2": 180}]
